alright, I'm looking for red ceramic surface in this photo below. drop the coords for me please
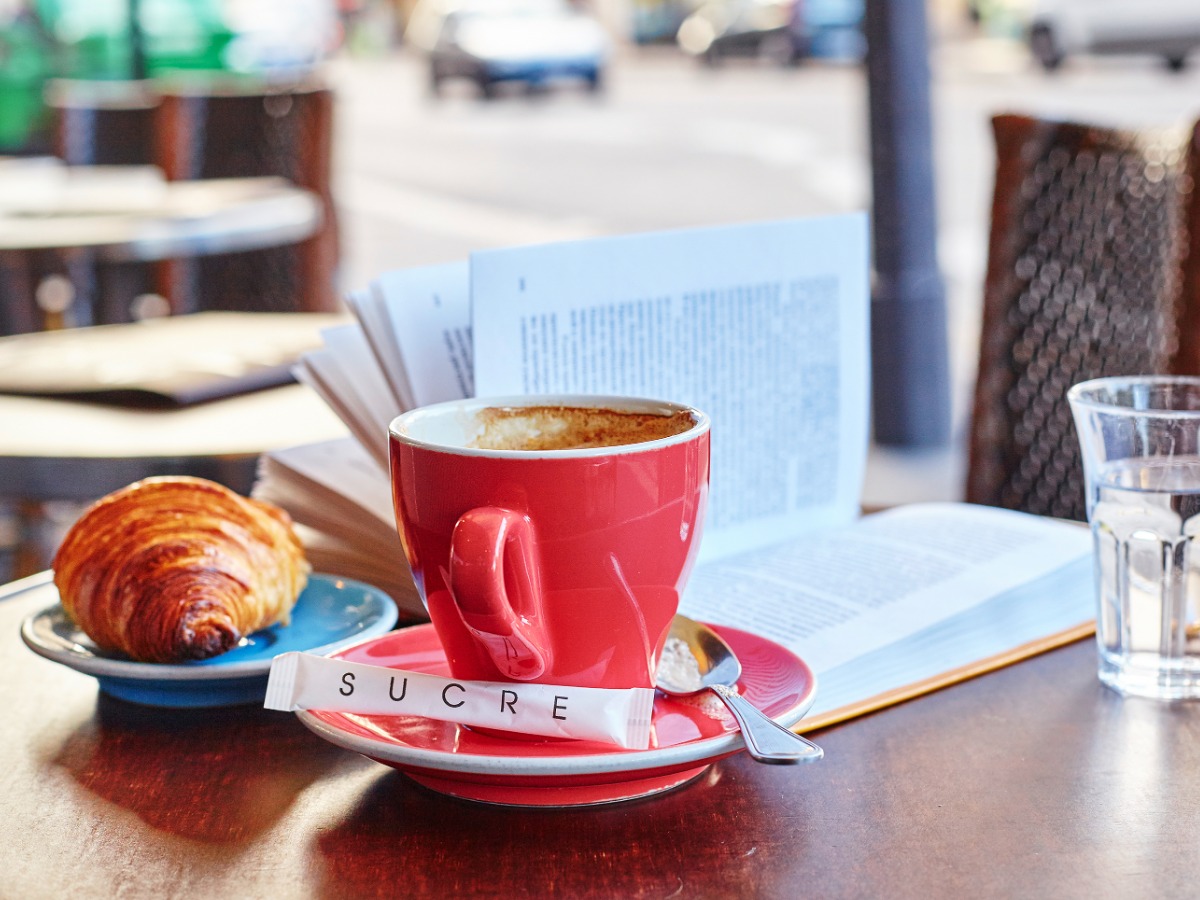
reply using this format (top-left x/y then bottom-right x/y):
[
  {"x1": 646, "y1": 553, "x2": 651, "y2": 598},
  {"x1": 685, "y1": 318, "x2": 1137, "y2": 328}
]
[
  {"x1": 389, "y1": 396, "x2": 710, "y2": 693},
  {"x1": 297, "y1": 622, "x2": 818, "y2": 807}
]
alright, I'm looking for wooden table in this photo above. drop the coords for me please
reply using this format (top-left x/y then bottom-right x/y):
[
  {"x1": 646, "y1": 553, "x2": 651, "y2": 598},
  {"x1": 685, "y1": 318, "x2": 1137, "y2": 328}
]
[
  {"x1": 0, "y1": 382, "x2": 347, "y2": 579},
  {"x1": 0, "y1": 313, "x2": 350, "y2": 579},
  {"x1": 0, "y1": 161, "x2": 322, "y2": 333},
  {"x1": 3, "y1": 572, "x2": 1197, "y2": 899},
  {"x1": 0, "y1": 382, "x2": 347, "y2": 501},
  {"x1": 0, "y1": 162, "x2": 319, "y2": 259}
]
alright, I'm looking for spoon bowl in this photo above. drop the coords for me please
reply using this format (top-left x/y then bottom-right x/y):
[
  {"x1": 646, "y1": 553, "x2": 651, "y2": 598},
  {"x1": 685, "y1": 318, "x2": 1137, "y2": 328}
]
[{"x1": 657, "y1": 614, "x2": 823, "y2": 764}]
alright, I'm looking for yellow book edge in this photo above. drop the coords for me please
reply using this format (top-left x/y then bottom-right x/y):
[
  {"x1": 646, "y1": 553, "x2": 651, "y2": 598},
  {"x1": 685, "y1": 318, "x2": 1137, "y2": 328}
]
[{"x1": 796, "y1": 619, "x2": 1097, "y2": 734}]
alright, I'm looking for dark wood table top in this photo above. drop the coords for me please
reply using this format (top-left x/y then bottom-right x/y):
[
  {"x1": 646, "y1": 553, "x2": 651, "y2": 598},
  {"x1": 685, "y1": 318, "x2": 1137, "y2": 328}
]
[{"x1": 4, "y1": 571, "x2": 1198, "y2": 899}]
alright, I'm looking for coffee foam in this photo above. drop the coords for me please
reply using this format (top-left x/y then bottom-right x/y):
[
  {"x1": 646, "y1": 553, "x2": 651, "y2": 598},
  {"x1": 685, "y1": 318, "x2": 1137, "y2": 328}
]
[{"x1": 470, "y1": 405, "x2": 694, "y2": 452}]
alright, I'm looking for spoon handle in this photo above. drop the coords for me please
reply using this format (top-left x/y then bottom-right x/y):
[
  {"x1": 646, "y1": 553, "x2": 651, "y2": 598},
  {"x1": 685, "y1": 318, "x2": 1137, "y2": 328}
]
[{"x1": 709, "y1": 684, "x2": 824, "y2": 764}]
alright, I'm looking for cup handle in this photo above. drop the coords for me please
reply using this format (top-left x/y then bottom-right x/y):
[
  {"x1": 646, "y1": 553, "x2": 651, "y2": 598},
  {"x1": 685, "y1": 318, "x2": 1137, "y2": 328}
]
[{"x1": 448, "y1": 507, "x2": 548, "y2": 681}]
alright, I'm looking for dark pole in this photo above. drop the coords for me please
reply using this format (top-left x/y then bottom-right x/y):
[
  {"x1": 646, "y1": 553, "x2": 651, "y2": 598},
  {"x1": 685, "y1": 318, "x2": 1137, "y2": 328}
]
[
  {"x1": 864, "y1": 0, "x2": 951, "y2": 447},
  {"x1": 128, "y1": 0, "x2": 147, "y2": 79}
]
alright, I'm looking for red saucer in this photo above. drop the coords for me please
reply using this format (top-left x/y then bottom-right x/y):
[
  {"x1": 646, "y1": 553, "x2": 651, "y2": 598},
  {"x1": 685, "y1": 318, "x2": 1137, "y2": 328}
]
[{"x1": 297, "y1": 622, "x2": 817, "y2": 807}]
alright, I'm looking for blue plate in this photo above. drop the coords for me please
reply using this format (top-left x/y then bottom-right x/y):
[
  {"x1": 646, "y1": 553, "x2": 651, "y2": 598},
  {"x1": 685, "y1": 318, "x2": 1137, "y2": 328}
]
[{"x1": 19, "y1": 573, "x2": 400, "y2": 708}]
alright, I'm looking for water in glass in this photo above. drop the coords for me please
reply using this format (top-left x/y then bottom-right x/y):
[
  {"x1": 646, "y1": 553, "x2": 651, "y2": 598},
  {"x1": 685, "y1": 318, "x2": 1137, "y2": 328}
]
[{"x1": 1091, "y1": 455, "x2": 1200, "y2": 698}]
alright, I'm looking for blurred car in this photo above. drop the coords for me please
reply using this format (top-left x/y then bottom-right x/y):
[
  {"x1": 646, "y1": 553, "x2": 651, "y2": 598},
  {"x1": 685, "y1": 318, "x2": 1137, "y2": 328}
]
[
  {"x1": 1028, "y1": 0, "x2": 1200, "y2": 71},
  {"x1": 804, "y1": 0, "x2": 862, "y2": 60},
  {"x1": 406, "y1": 0, "x2": 610, "y2": 98},
  {"x1": 676, "y1": 0, "x2": 809, "y2": 65},
  {"x1": 675, "y1": 0, "x2": 861, "y2": 66},
  {"x1": 629, "y1": 0, "x2": 691, "y2": 45}
]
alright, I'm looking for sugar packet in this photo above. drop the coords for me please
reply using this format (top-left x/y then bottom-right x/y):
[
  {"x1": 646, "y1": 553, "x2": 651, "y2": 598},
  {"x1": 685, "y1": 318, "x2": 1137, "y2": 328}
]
[{"x1": 264, "y1": 651, "x2": 656, "y2": 749}]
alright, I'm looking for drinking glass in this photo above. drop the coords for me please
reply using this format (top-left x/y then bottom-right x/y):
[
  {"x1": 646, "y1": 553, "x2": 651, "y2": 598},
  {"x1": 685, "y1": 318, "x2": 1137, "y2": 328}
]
[{"x1": 1069, "y1": 375, "x2": 1200, "y2": 699}]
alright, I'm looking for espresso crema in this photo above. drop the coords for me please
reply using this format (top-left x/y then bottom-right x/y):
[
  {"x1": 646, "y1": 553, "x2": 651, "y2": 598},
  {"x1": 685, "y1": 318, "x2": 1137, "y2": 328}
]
[{"x1": 470, "y1": 405, "x2": 695, "y2": 451}]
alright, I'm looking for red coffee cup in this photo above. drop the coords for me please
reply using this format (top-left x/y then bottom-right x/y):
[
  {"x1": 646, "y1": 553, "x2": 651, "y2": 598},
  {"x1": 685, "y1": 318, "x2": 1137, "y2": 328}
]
[{"x1": 389, "y1": 395, "x2": 710, "y2": 692}]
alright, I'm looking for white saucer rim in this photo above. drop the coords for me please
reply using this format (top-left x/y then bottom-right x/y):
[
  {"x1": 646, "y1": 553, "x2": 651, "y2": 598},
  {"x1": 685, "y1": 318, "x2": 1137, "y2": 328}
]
[
  {"x1": 296, "y1": 692, "x2": 815, "y2": 778},
  {"x1": 18, "y1": 573, "x2": 399, "y2": 682},
  {"x1": 294, "y1": 627, "x2": 819, "y2": 779}
]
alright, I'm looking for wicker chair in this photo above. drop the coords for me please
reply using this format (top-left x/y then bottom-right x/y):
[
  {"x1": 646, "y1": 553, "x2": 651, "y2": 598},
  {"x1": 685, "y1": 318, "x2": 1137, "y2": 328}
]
[
  {"x1": 0, "y1": 81, "x2": 165, "y2": 335},
  {"x1": 1, "y1": 80, "x2": 336, "y2": 335},
  {"x1": 154, "y1": 80, "x2": 339, "y2": 315},
  {"x1": 966, "y1": 113, "x2": 1200, "y2": 521}
]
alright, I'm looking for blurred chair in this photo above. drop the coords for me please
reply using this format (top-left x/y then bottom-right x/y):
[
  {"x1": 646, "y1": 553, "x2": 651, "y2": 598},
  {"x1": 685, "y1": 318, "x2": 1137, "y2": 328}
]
[
  {"x1": 47, "y1": 79, "x2": 159, "y2": 166},
  {"x1": 27, "y1": 80, "x2": 164, "y2": 334},
  {"x1": 0, "y1": 250, "x2": 38, "y2": 335},
  {"x1": 966, "y1": 113, "x2": 1200, "y2": 521},
  {"x1": 154, "y1": 80, "x2": 340, "y2": 315}
]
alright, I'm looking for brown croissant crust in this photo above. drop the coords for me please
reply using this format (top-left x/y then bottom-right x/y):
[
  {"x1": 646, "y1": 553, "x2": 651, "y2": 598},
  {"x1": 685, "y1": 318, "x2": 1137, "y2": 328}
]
[{"x1": 53, "y1": 476, "x2": 310, "y2": 663}]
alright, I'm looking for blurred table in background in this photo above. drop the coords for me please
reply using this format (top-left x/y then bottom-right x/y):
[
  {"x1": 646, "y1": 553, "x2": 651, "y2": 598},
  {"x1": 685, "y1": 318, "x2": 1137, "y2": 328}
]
[
  {"x1": 42, "y1": 76, "x2": 340, "y2": 320},
  {"x1": 0, "y1": 382, "x2": 346, "y2": 496},
  {"x1": 0, "y1": 384, "x2": 347, "y2": 579},
  {"x1": 0, "y1": 163, "x2": 319, "y2": 257},
  {"x1": 0, "y1": 159, "x2": 322, "y2": 334},
  {"x1": 0, "y1": 312, "x2": 349, "y2": 579}
]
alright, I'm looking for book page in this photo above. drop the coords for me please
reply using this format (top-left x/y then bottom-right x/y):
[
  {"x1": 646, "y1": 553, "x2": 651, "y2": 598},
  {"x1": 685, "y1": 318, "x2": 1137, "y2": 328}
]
[
  {"x1": 374, "y1": 261, "x2": 474, "y2": 408},
  {"x1": 256, "y1": 438, "x2": 395, "y2": 530},
  {"x1": 345, "y1": 289, "x2": 410, "y2": 411},
  {"x1": 469, "y1": 215, "x2": 870, "y2": 561},
  {"x1": 679, "y1": 503, "x2": 1093, "y2": 674},
  {"x1": 294, "y1": 325, "x2": 397, "y2": 470},
  {"x1": 807, "y1": 555, "x2": 1093, "y2": 720},
  {"x1": 319, "y1": 324, "x2": 400, "y2": 430},
  {"x1": 255, "y1": 439, "x2": 423, "y2": 618}
]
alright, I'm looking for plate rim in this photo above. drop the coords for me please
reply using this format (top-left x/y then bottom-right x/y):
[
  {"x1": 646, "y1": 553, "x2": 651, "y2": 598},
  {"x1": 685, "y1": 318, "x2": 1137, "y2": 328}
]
[
  {"x1": 19, "y1": 572, "x2": 400, "y2": 682},
  {"x1": 295, "y1": 622, "x2": 818, "y2": 779}
]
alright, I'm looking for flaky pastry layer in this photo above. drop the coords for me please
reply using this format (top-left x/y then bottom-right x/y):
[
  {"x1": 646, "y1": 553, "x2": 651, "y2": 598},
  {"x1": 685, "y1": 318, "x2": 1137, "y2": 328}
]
[{"x1": 53, "y1": 476, "x2": 311, "y2": 663}]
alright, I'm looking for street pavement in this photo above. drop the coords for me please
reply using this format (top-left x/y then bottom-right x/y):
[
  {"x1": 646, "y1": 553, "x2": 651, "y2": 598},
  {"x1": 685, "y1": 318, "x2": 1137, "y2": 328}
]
[{"x1": 326, "y1": 37, "x2": 1200, "y2": 506}]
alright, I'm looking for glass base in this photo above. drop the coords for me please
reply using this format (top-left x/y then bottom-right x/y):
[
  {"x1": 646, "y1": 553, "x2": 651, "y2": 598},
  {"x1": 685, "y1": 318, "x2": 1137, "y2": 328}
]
[{"x1": 1098, "y1": 650, "x2": 1200, "y2": 700}]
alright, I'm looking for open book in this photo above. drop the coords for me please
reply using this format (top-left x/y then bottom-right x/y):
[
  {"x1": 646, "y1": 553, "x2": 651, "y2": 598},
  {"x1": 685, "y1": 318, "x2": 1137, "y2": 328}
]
[{"x1": 254, "y1": 215, "x2": 1096, "y2": 728}]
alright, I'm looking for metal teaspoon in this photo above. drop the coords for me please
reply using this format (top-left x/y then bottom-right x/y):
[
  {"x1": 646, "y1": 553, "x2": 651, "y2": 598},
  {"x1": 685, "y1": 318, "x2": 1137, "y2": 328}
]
[{"x1": 656, "y1": 614, "x2": 824, "y2": 764}]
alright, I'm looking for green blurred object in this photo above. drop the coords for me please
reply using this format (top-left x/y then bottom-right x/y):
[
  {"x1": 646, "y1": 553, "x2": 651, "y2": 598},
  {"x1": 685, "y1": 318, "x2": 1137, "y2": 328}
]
[
  {"x1": 0, "y1": 0, "x2": 334, "y2": 153},
  {"x1": 0, "y1": 11, "x2": 55, "y2": 151},
  {"x1": 0, "y1": 0, "x2": 231, "y2": 153},
  {"x1": 39, "y1": 0, "x2": 234, "y2": 79}
]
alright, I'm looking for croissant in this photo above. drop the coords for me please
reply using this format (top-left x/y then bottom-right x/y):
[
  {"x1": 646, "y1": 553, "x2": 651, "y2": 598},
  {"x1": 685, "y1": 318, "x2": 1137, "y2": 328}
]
[{"x1": 53, "y1": 476, "x2": 310, "y2": 663}]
